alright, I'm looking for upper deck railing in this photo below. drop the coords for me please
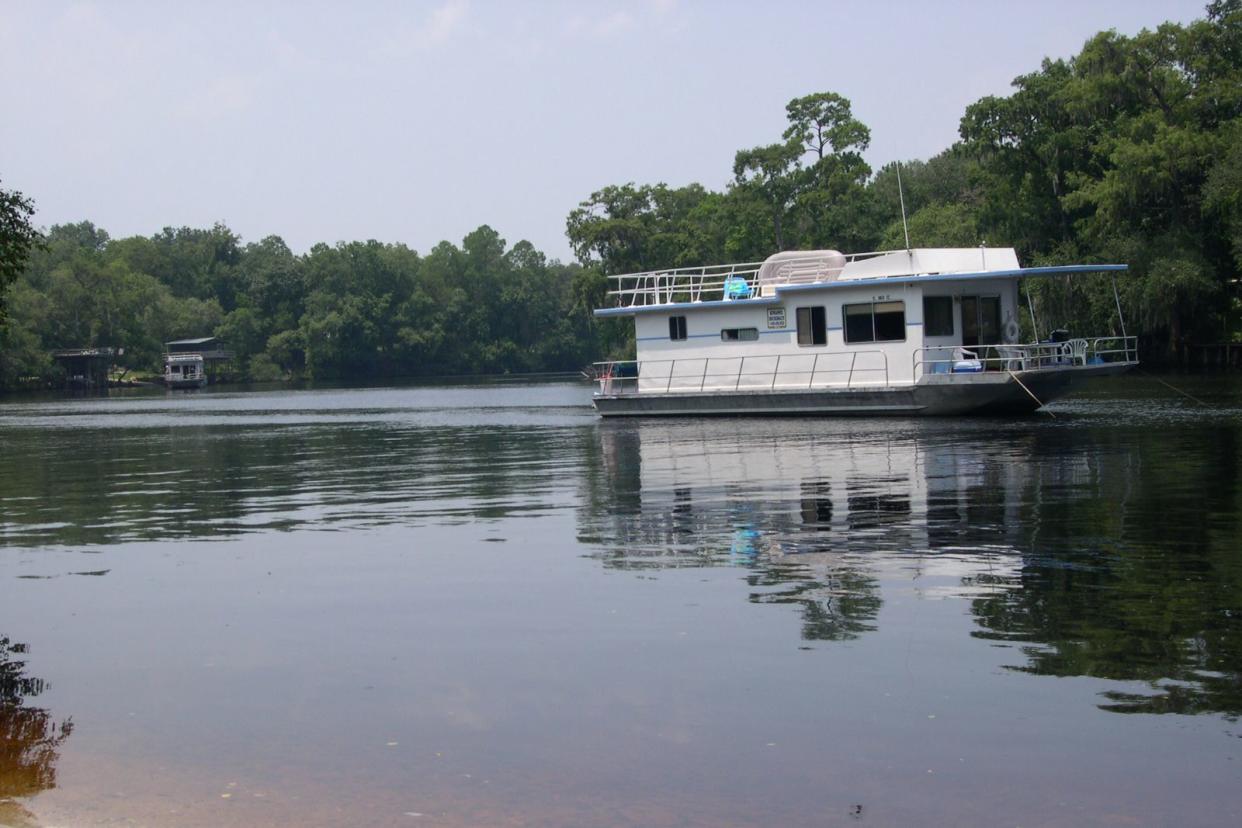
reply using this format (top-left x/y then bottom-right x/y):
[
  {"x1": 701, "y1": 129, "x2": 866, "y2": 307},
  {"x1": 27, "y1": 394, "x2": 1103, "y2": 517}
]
[{"x1": 606, "y1": 251, "x2": 895, "y2": 307}]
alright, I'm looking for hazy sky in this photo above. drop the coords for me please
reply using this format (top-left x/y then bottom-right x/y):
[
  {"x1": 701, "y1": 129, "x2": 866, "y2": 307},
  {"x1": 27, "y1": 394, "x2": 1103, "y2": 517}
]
[{"x1": 0, "y1": 0, "x2": 1210, "y2": 261}]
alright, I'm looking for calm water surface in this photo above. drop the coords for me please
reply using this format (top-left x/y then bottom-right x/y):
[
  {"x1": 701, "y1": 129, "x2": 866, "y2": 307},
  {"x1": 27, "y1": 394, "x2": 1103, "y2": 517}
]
[{"x1": 1, "y1": 377, "x2": 1241, "y2": 827}]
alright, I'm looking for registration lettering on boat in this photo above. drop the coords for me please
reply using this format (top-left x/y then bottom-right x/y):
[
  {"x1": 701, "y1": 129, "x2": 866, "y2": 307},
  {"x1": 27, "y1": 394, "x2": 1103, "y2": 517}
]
[{"x1": 766, "y1": 307, "x2": 787, "y2": 329}]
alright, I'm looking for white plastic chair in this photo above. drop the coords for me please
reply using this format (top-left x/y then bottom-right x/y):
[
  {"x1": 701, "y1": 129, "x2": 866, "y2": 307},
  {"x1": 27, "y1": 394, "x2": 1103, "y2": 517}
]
[{"x1": 996, "y1": 345, "x2": 1026, "y2": 372}]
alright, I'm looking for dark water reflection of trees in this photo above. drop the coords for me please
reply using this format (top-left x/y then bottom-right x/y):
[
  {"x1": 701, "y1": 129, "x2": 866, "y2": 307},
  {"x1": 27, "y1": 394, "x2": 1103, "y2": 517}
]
[
  {"x1": 0, "y1": 421, "x2": 586, "y2": 547},
  {"x1": 968, "y1": 425, "x2": 1242, "y2": 717},
  {"x1": 580, "y1": 418, "x2": 1242, "y2": 717},
  {"x1": 1, "y1": 636, "x2": 72, "y2": 823}
]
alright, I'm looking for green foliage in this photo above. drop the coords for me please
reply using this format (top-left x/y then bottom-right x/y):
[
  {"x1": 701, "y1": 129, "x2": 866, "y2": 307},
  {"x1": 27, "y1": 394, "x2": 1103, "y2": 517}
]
[
  {"x1": 0, "y1": 281, "x2": 52, "y2": 386},
  {"x1": 0, "y1": 177, "x2": 44, "y2": 327},
  {"x1": 959, "y1": 7, "x2": 1242, "y2": 347},
  {"x1": 1203, "y1": 120, "x2": 1242, "y2": 274},
  {"x1": 732, "y1": 140, "x2": 804, "y2": 250},
  {"x1": 783, "y1": 91, "x2": 871, "y2": 160},
  {"x1": 879, "y1": 202, "x2": 981, "y2": 250},
  {"x1": 245, "y1": 352, "x2": 285, "y2": 382},
  {"x1": 2, "y1": 219, "x2": 601, "y2": 389},
  {"x1": 567, "y1": 91, "x2": 878, "y2": 268},
  {"x1": 565, "y1": 183, "x2": 723, "y2": 271},
  {"x1": 868, "y1": 150, "x2": 982, "y2": 237}
]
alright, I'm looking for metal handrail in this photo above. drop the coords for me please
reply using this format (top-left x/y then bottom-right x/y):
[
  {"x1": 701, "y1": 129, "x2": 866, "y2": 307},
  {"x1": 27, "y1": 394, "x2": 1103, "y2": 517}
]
[
  {"x1": 594, "y1": 336, "x2": 1138, "y2": 395},
  {"x1": 1089, "y1": 336, "x2": 1139, "y2": 364},
  {"x1": 911, "y1": 336, "x2": 1138, "y2": 379},
  {"x1": 608, "y1": 263, "x2": 763, "y2": 308},
  {"x1": 604, "y1": 250, "x2": 900, "y2": 307},
  {"x1": 594, "y1": 350, "x2": 891, "y2": 396}
]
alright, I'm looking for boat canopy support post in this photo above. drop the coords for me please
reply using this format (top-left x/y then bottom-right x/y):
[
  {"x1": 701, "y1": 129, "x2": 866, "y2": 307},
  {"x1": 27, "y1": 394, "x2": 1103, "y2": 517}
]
[
  {"x1": 896, "y1": 162, "x2": 911, "y2": 250},
  {"x1": 1111, "y1": 274, "x2": 1128, "y2": 340},
  {"x1": 1024, "y1": 285, "x2": 1040, "y2": 342}
]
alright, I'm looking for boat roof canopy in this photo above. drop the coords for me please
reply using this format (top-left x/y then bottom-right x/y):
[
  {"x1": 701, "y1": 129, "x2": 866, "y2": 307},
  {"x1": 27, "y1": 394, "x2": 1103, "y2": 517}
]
[{"x1": 165, "y1": 337, "x2": 219, "y2": 347}]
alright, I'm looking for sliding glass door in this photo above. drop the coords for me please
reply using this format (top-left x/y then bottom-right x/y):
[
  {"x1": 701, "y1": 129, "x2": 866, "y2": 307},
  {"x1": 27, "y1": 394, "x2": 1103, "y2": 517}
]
[{"x1": 961, "y1": 296, "x2": 1001, "y2": 347}]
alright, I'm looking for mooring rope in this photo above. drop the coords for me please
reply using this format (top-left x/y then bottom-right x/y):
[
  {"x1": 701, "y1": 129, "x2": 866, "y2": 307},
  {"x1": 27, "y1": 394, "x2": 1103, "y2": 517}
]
[
  {"x1": 1137, "y1": 369, "x2": 1210, "y2": 407},
  {"x1": 1008, "y1": 370, "x2": 1055, "y2": 418}
]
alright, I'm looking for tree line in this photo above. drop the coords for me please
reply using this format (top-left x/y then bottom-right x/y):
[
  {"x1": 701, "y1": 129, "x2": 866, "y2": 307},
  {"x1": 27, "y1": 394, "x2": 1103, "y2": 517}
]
[
  {"x1": 1, "y1": 2, "x2": 1239, "y2": 388},
  {"x1": 0, "y1": 220, "x2": 600, "y2": 387}
]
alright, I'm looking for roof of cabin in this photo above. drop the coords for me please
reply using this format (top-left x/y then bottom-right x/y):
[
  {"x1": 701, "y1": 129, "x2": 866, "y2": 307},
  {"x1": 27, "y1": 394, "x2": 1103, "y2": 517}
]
[
  {"x1": 165, "y1": 337, "x2": 219, "y2": 347},
  {"x1": 51, "y1": 347, "x2": 119, "y2": 359}
]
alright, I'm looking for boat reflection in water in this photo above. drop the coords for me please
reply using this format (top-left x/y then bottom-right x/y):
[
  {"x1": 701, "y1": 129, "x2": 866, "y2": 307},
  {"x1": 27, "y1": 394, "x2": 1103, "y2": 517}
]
[
  {"x1": 580, "y1": 416, "x2": 1242, "y2": 716},
  {"x1": 0, "y1": 636, "x2": 72, "y2": 827}
]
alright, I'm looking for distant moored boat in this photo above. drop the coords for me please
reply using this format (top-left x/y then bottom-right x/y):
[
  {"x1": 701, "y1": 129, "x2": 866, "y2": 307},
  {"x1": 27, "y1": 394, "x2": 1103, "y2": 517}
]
[{"x1": 163, "y1": 353, "x2": 207, "y2": 389}]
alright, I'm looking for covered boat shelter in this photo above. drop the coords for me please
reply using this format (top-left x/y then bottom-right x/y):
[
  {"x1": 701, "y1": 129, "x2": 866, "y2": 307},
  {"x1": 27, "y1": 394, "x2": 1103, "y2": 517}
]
[
  {"x1": 50, "y1": 347, "x2": 120, "y2": 389},
  {"x1": 165, "y1": 337, "x2": 232, "y2": 360}
]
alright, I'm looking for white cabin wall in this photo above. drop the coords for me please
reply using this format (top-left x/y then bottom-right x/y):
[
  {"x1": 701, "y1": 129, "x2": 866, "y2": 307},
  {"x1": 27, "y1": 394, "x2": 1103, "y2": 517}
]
[
  {"x1": 632, "y1": 282, "x2": 926, "y2": 389},
  {"x1": 634, "y1": 306, "x2": 789, "y2": 362}
]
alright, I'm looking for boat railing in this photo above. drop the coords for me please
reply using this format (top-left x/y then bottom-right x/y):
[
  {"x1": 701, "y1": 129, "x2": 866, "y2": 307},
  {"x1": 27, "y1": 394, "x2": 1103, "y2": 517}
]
[
  {"x1": 604, "y1": 251, "x2": 894, "y2": 307},
  {"x1": 1088, "y1": 336, "x2": 1139, "y2": 364},
  {"x1": 605, "y1": 262, "x2": 763, "y2": 308},
  {"x1": 593, "y1": 350, "x2": 890, "y2": 395},
  {"x1": 912, "y1": 336, "x2": 1138, "y2": 378}
]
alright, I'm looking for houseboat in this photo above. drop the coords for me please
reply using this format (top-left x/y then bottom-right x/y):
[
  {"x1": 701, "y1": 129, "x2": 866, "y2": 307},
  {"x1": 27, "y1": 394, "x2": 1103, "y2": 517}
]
[
  {"x1": 161, "y1": 337, "x2": 234, "y2": 389},
  {"x1": 592, "y1": 247, "x2": 1137, "y2": 416},
  {"x1": 163, "y1": 353, "x2": 207, "y2": 389}
]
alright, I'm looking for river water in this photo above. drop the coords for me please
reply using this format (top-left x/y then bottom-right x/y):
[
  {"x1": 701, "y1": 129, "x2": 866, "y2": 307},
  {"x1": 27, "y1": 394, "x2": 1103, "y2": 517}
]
[{"x1": 1, "y1": 377, "x2": 1240, "y2": 827}]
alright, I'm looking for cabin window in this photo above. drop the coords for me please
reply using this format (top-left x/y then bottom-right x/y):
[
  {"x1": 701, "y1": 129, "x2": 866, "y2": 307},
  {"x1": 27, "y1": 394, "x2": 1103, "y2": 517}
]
[
  {"x1": 669, "y1": 315, "x2": 687, "y2": 341},
  {"x1": 720, "y1": 328, "x2": 759, "y2": 342},
  {"x1": 923, "y1": 296, "x2": 954, "y2": 337},
  {"x1": 796, "y1": 306, "x2": 827, "y2": 346},
  {"x1": 843, "y1": 301, "x2": 906, "y2": 344}
]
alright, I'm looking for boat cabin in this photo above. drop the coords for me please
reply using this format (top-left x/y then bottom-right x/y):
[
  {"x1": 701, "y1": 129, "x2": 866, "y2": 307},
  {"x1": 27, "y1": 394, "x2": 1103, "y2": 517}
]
[{"x1": 164, "y1": 353, "x2": 206, "y2": 389}]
